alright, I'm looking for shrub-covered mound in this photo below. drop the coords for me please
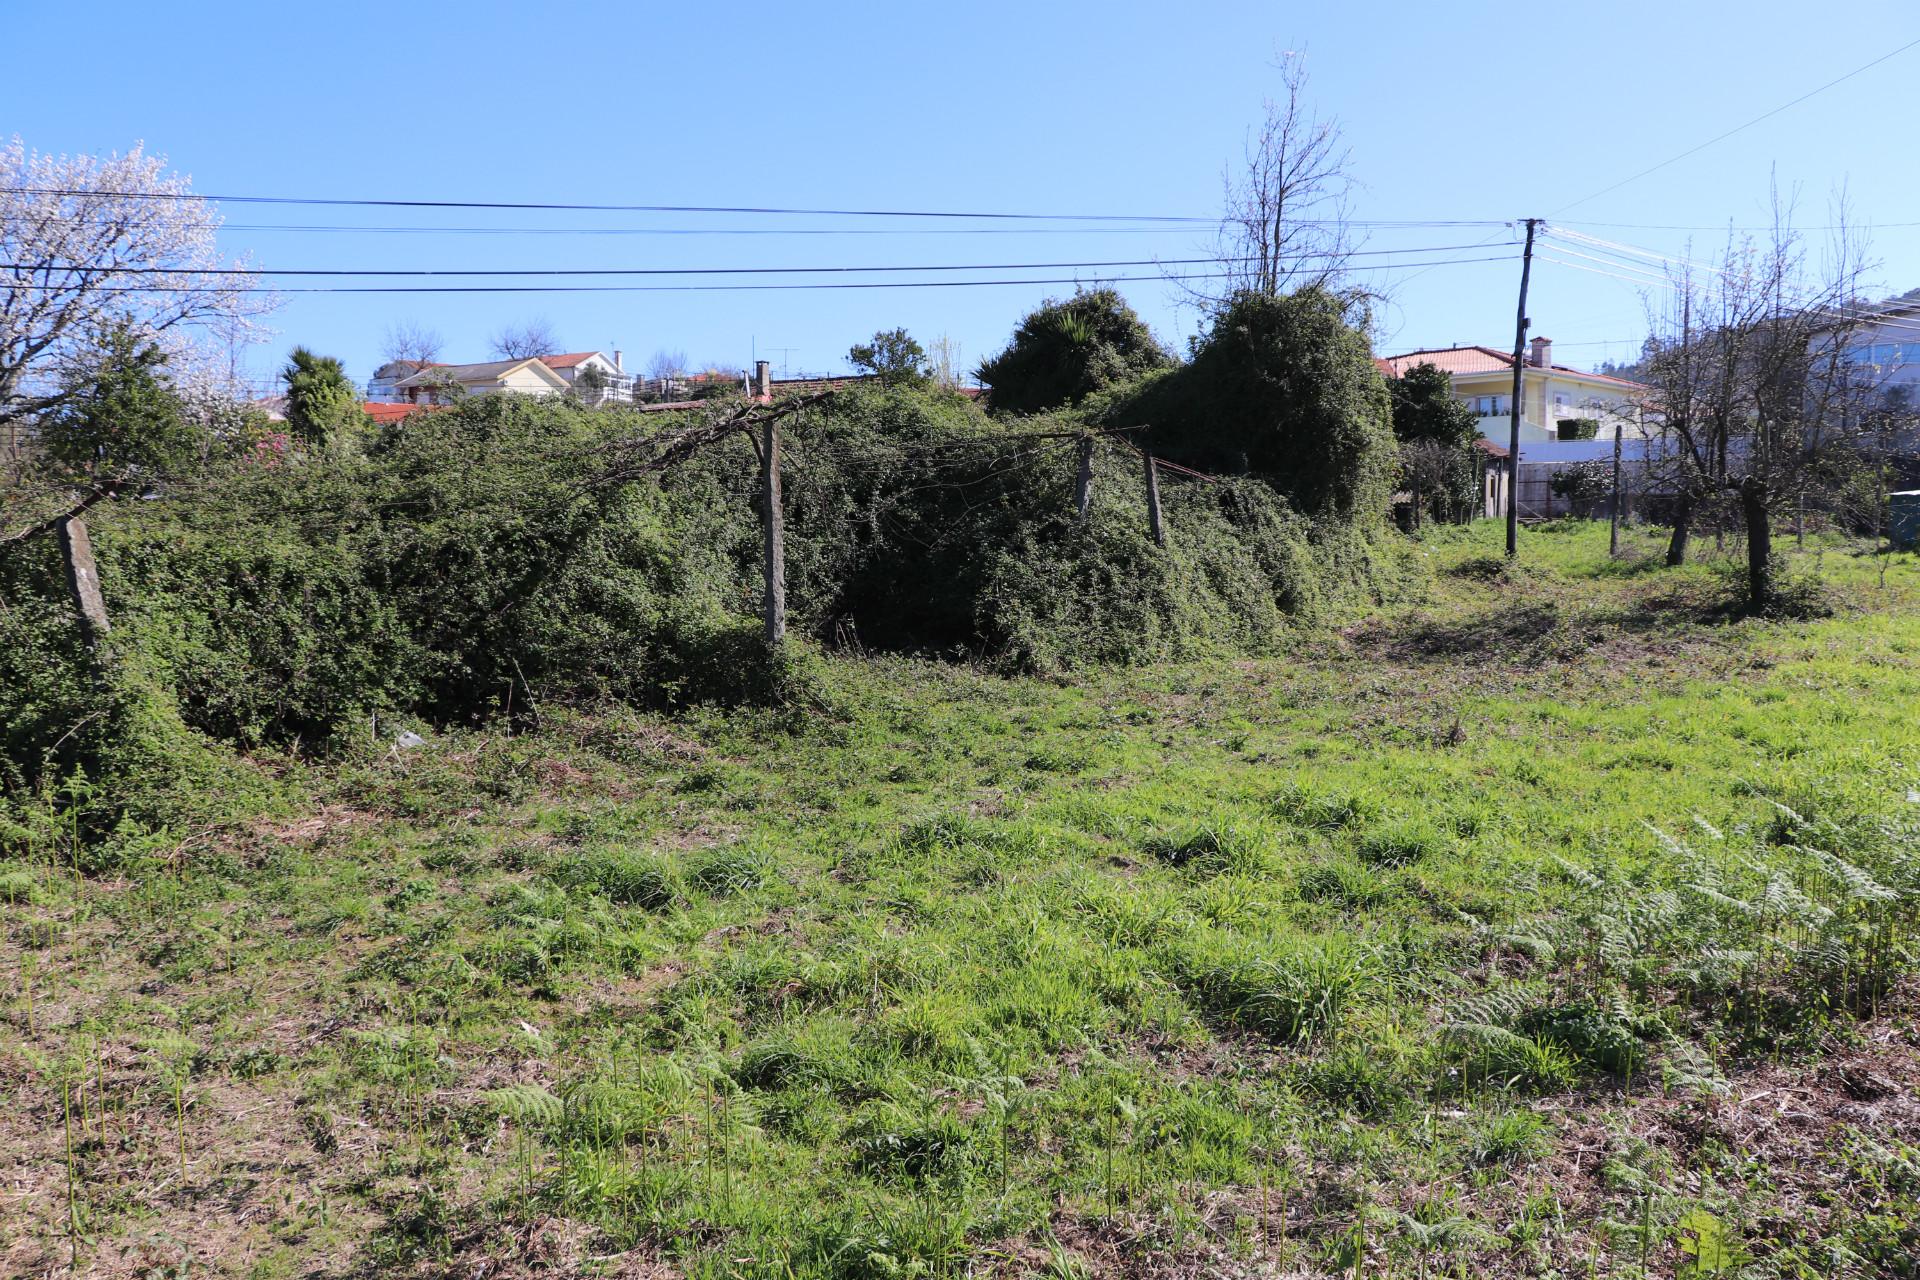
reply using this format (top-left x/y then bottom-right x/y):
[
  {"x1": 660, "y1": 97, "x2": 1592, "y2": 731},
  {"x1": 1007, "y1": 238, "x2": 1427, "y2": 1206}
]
[{"x1": 2, "y1": 378, "x2": 1409, "y2": 842}]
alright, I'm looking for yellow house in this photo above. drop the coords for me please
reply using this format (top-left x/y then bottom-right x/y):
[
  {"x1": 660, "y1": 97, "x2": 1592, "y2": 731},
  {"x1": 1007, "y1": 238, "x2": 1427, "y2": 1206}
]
[
  {"x1": 390, "y1": 357, "x2": 571, "y2": 404},
  {"x1": 1378, "y1": 337, "x2": 1646, "y2": 445}
]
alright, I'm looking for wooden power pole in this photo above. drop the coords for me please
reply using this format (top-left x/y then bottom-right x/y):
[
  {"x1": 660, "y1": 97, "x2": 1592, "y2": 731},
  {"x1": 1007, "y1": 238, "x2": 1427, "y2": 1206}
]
[
  {"x1": 1075, "y1": 436, "x2": 1095, "y2": 519},
  {"x1": 760, "y1": 414, "x2": 785, "y2": 644},
  {"x1": 1505, "y1": 217, "x2": 1539, "y2": 559}
]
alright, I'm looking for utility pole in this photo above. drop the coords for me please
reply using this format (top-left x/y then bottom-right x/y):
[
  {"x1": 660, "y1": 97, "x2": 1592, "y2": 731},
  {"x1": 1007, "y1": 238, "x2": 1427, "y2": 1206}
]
[{"x1": 1506, "y1": 217, "x2": 1539, "y2": 559}]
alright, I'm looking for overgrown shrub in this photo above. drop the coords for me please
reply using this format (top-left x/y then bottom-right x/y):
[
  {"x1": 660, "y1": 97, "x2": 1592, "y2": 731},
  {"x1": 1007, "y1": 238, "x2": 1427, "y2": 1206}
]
[
  {"x1": 976, "y1": 288, "x2": 1175, "y2": 416},
  {"x1": 3, "y1": 375, "x2": 1408, "y2": 845},
  {"x1": 1116, "y1": 287, "x2": 1398, "y2": 522}
]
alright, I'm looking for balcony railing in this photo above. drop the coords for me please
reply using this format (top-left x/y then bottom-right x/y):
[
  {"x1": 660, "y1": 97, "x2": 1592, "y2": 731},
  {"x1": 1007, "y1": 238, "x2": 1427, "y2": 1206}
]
[{"x1": 575, "y1": 375, "x2": 635, "y2": 405}]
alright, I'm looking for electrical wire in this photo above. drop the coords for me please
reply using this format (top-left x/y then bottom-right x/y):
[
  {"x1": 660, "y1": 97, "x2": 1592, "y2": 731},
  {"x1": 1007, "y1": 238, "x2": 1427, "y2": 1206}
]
[
  {"x1": 1542, "y1": 227, "x2": 1920, "y2": 338},
  {"x1": 1535, "y1": 252, "x2": 1920, "y2": 347},
  {"x1": 2, "y1": 208, "x2": 1513, "y2": 234},
  {"x1": 0, "y1": 243, "x2": 1510, "y2": 279},
  {"x1": 1552, "y1": 34, "x2": 1920, "y2": 215},
  {"x1": 0, "y1": 188, "x2": 1229, "y2": 222},
  {"x1": 1556, "y1": 217, "x2": 1920, "y2": 234},
  {"x1": 5, "y1": 253, "x2": 1518, "y2": 295}
]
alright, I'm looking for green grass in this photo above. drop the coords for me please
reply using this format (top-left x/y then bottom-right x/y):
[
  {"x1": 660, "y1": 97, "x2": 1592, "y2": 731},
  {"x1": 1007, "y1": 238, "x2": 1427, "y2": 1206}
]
[{"x1": 5, "y1": 520, "x2": 1920, "y2": 1277}]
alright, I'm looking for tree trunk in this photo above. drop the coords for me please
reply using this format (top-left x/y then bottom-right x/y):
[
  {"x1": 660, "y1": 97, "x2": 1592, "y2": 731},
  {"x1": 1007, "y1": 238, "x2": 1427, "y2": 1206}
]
[
  {"x1": 1740, "y1": 476, "x2": 1774, "y2": 613},
  {"x1": 1665, "y1": 496, "x2": 1693, "y2": 566}
]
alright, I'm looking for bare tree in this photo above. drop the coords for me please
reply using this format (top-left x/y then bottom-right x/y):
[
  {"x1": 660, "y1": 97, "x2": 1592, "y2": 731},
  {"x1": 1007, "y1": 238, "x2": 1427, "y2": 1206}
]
[
  {"x1": 646, "y1": 348, "x2": 688, "y2": 381},
  {"x1": 490, "y1": 317, "x2": 559, "y2": 361},
  {"x1": 1639, "y1": 190, "x2": 1877, "y2": 609},
  {"x1": 1189, "y1": 52, "x2": 1358, "y2": 312},
  {"x1": 1, "y1": 137, "x2": 273, "y2": 486},
  {"x1": 381, "y1": 320, "x2": 443, "y2": 366},
  {"x1": 927, "y1": 333, "x2": 964, "y2": 388}
]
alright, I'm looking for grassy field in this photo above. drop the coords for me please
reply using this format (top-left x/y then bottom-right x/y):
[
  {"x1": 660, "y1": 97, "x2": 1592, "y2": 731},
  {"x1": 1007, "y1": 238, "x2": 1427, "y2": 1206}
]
[{"x1": 5, "y1": 521, "x2": 1920, "y2": 1279}]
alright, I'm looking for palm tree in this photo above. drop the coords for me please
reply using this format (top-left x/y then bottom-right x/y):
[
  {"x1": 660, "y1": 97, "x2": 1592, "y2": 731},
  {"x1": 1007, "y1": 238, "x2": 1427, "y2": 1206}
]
[{"x1": 281, "y1": 346, "x2": 365, "y2": 449}]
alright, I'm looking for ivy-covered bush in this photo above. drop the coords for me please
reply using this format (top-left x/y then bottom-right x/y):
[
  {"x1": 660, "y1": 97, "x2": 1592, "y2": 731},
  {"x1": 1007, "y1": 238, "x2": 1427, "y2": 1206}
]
[
  {"x1": 1115, "y1": 287, "x2": 1399, "y2": 523},
  {"x1": 975, "y1": 288, "x2": 1175, "y2": 417},
  {"x1": 2, "y1": 373, "x2": 1410, "y2": 845}
]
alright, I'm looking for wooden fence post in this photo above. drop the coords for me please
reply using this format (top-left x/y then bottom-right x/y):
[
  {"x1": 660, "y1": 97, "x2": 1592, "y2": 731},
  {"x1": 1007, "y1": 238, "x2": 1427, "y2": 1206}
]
[
  {"x1": 1608, "y1": 421, "x2": 1625, "y2": 557},
  {"x1": 1075, "y1": 436, "x2": 1094, "y2": 520},
  {"x1": 760, "y1": 414, "x2": 786, "y2": 645},
  {"x1": 56, "y1": 516, "x2": 111, "y2": 645},
  {"x1": 1143, "y1": 453, "x2": 1165, "y2": 547}
]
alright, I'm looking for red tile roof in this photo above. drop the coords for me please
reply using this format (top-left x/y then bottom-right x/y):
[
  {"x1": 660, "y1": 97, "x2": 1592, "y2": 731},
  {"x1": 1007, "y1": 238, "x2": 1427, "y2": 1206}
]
[
  {"x1": 1377, "y1": 345, "x2": 1647, "y2": 389},
  {"x1": 365, "y1": 401, "x2": 436, "y2": 425},
  {"x1": 1378, "y1": 346, "x2": 1516, "y2": 377},
  {"x1": 537, "y1": 352, "x2": 602, "y2": 369}
]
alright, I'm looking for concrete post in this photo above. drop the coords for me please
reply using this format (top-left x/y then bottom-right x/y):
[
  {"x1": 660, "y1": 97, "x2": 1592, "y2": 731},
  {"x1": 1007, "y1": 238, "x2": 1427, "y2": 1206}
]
[
  {"x1": 1143, "y1": 454, "x2": 1165, "y2": 547},
  {"x1": 57, "y1": 516, "x2": 111, "y2": 644},
  {"x1": 1075, "y1": 436, "x2": 1094, "y2": 520},
  {"x1": 761, "y1": 415, "x2": 785, "y2": 644}
]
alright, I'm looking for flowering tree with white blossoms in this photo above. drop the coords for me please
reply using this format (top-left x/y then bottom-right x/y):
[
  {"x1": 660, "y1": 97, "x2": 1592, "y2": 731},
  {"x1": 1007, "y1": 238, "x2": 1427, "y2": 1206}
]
[{"x1": 1, "y1": 137, "x2": 275, "y2": 487}]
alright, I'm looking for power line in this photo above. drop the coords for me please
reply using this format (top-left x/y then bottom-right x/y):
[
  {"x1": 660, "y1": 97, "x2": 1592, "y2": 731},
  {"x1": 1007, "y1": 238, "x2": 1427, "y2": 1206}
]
[
  {"x1": 0, "y1": 187, "x2": 1225, "y2": 223},
  {"x1": 7, "y1": 243, "x2": 1506, "y2": 279},
  {"x1": 1536, "y1": 245, "x2": 1920, "y2": 340},
  {"x1": 205, "y1": 222, "x2": 1205, "y2": 237},
  {"x1": 1556, "y1": 217, "x2": 1920, "y2": 234},
  {"x1": 1553, "y1": 34, "x2": 1920, "y2": 215},
  {"x1": 1536, "y1": 254, "x2": 1677, "y2": 291},
  {"x1": 6, "y1": 253, "x2": 1517, "y2": 295},
  {"x1": 2, "y1": 208, "x2": 1512, "y2": 234},
  {"x1": 1543, "y1": 228, "x2": 1920, "y2": 336}
]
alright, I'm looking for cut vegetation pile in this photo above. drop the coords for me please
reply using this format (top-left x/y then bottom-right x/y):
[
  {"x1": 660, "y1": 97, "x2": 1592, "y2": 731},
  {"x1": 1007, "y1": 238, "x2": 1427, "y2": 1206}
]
[{"x1": 3, "y1": 523, "x2": 1918, "y2": 1278}]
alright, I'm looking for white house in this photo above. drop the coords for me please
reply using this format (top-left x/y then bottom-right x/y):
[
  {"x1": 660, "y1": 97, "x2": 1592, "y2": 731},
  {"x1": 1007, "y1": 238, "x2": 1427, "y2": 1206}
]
[
  {"x1": 1377, "y1": 337, "x2": 1648, "y2": 452},
  {"x1": 536, "y1": 351, "x2": 634, "y2": 405},
  {"x1": 389, "y1": 357, "x2": 571, "y2": 404},
  {"x1": 372, "y1": 350, "x2": 634, "y2": 405},
  {"x1": 1842, "y1": 290, "x2": 1920, "y2": 405},
  {"x1": 366, "y1": 359, "x2": 433, "y2": 401}
]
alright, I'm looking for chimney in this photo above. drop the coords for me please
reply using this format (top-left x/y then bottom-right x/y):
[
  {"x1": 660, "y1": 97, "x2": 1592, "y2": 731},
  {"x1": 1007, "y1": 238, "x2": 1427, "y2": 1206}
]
[
  {"x1": 612, "y1": 349, "x2": 623, "y2": 373},
  {"x1": 1529, "y1": 336, "x2": 1552, "y2": 368},
  {"x1": 753, "y1": 360, "x2": 772, "y2": 402}
]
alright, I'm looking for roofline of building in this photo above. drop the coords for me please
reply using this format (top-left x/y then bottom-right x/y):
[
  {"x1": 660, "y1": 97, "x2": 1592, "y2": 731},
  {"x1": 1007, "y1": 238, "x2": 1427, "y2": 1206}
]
[{"x1": 1378, "y1": 344, "x2": 1648, "y2": 390}]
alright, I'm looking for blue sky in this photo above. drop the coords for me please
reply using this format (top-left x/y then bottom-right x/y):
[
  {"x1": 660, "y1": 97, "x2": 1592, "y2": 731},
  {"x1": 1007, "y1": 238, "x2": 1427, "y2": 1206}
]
[{"x1": 6, "y1": 0, "x2": 1916, "y2": 394}]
